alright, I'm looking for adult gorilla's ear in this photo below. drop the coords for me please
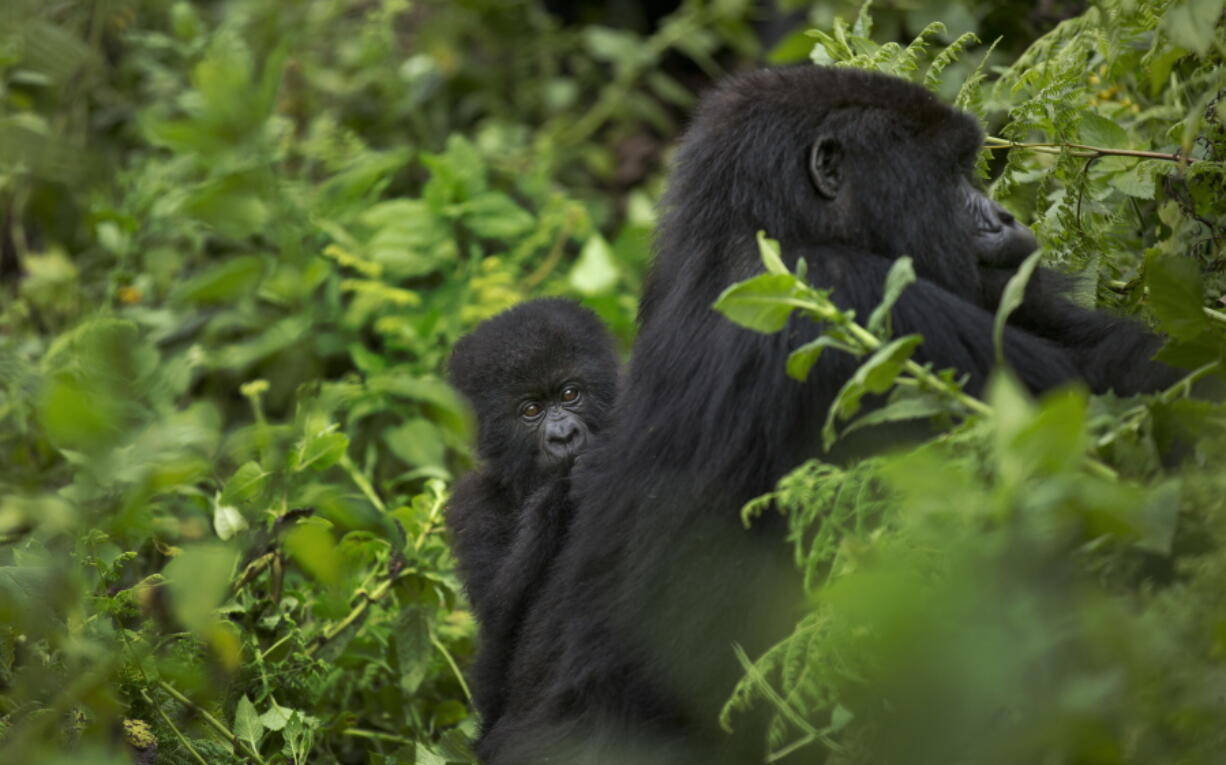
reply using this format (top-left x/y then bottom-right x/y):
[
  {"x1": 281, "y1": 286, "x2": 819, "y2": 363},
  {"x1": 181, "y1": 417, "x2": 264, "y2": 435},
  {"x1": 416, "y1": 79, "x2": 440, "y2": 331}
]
[{"x1": 808, "y1": 136, "x2": 842, "y2": 199}]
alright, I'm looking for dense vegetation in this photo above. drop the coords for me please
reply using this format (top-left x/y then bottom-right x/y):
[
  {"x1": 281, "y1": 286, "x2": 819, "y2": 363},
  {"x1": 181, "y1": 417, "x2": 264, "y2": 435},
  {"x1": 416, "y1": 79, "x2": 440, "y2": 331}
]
[{"x1": 1, "y1": 1, "x2": 1223, "y2": 763}]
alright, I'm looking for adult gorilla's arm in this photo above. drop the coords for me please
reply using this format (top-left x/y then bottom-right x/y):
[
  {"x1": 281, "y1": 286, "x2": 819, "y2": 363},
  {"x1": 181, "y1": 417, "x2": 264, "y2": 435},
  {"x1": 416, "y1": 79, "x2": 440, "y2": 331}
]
[
  {"x1": 977, "y1": 265, "x2": 1179, "y2": 394},
  {"x1": 805, "y1": 247, "x2": 1086, "y2": 397}
]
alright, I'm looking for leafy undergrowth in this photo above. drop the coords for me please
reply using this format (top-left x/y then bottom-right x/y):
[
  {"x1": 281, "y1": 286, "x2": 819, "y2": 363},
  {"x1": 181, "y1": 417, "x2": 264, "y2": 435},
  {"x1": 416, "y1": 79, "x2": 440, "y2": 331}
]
[
  {"x1": 714, "y1": 4, "x2": 1226, "y2": 762},
  {"x1": 2, "y1": 0, "x2": 1225, "y2": 763}
]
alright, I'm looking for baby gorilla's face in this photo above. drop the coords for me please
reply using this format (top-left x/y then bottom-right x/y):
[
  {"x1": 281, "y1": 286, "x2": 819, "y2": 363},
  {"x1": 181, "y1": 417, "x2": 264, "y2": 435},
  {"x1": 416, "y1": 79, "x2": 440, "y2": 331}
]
[{"x1": 516, "y1": 381, "x2": 592, "y2": 469}]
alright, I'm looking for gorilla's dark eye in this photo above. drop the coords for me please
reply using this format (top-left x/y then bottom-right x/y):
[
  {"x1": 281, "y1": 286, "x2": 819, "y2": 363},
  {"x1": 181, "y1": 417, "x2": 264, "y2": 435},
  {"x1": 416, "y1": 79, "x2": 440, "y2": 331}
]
[
  {"x1": 520, "y1": 401, "x2": 544, "y2": 420},
  {"x1": 560, "y1": 385, "x2": 581, "y2": 403}
]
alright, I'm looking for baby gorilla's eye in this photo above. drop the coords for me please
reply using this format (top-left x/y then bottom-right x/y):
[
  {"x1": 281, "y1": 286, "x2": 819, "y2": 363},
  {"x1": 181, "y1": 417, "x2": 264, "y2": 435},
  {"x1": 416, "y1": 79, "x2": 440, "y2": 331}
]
[
  {"x1": 520, "y1": 401, "x2": 544, "y2": 420},
  {"x1": 560, "y1": 385, "x2": 581, "y2": 403}
]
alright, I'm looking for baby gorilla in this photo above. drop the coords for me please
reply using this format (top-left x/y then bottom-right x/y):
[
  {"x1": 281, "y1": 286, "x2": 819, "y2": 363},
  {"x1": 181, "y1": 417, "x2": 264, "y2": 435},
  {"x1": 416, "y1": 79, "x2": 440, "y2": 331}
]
[{"x1": 445, "y1": 298, "x2": 619, "y2": 736}]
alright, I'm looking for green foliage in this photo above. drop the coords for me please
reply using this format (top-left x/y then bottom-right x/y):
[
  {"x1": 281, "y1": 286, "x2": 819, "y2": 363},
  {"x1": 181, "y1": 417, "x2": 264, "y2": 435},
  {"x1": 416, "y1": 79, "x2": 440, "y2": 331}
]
[
  {"x1": 2, "y1": 0, "x2": 1225, "y2": 762},
  {"x1": 713, "y1": 4, "x2": 1226, "y2": 761},
  {"x1": 0, "y1": 0, "x2": 759, "y2": 761}
]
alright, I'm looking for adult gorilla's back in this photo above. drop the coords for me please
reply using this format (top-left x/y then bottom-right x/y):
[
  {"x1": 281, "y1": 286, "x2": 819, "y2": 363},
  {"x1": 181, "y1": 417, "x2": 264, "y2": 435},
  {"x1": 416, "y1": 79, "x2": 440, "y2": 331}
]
[{"x1": 480, "y1": 67, "x2": 1174, "y2": 764}]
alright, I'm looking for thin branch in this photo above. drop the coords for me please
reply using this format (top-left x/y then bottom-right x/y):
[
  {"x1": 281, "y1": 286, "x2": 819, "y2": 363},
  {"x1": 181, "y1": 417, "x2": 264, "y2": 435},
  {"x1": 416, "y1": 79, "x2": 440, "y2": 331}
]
[
  {"x1": 431, "y1": 630, "x2": 472, "y2": 702},
  {"x1": 341, "y1": 728, "x2": 417, "y2": 746},
  {"x1": 984, "y1": 136, "x2": 1210, "y2": 165},
  {"x1": 157, "y1": 680, "x2": 267, "y2": 764},
  {"x1": 142, "y1": 689, "x2": 210, "y2": 765},
  {"x1": 340, "y1": 454, "x2": 387, "y2": 513},
  {"x1": 306, "y1": 575, "x2": 397, "y2": 658}
]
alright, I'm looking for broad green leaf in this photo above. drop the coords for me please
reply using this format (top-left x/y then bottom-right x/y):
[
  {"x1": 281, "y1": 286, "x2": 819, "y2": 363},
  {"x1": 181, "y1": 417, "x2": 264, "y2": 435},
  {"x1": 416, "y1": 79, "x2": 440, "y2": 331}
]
[
  {"x1": 184, "y1": 174, "x2": 270, "y2": 239},
  {"x1": 993, "y1": 251, "x2": 1042, "y2": 366},
  {"x1": 284, "y1": 523, "x2": 341, "y2": 585},
  {"x1": 209, "y1": 315, "x2": 312, "y2": 370},
  {"x1": 294, "y1": 428, "x2": 348, "y2": 472},
  {"x1": 173, "y1": 255, "x2": 265, "y2": 305},
  {"x1": 461, "y1": 192, "x2": 535, "y2": 240},
  {"x1": 988, "y1": 371, "x2": 1035, "y2": 484},
  {"x1": 395, "y1": 607, "x2": 432, "y2": 695},
  {"x1": 757, "y1": 231, "x2": 788, "y2": 275},
  {"x1": 713, "y1": 273, "x2": 807, "y2": 333},
  {"x1": 221, "y1": 461, "x2": 269, "y2": 506},
  {"x1": 1078, "y1": 113, "x2": 1129, "y2": 150},
  {"x1": 1109, "y1": 162, "x2": 1157, "y2": 200},
  {"x1": 1008, "y1": 387, "x2": 1088, "y2": 479},
  {"x1": 822, "y1": 334, "x2": 923, "y2": 449},
  {"x1": 421, "y1": 134, "x2": 486, "y2": 205},
  {"x1": 260, "y1": 700, "x2": 294, "y2": 732},
  {"x1": 1163, "y1": 0, "x2": 1225, "y2": 55},
  {"x1": 1145, "y1": 250, "x2": 1209, "y2": 341},
  {"x1": 384, "y1": 418, "x2": 445, "y2": 469},
  {"x1": 840, "y1": 393, "x2": 951, "y2": 437},
  {"x1": 867, "y1": 256, "x2": 916, "y2": 336},
  {"x1": 1134, "y1": 479, "x2": 1181, "y2": 555},
  {"x1": 787, "y1": 336, "x2": 847, "y2": 381},
  {"x1": 234, "y1": 695, "x2": 264, "y2": 752},
  {"x1": 164, "y1": 544, "x2": 239, "y2": 633},
  {"x1": 569, "y1": 235, "x2": 619, "y2": 295},
  {"x1": 212, "y1": 499, "x2": 249, "y2": 542}
]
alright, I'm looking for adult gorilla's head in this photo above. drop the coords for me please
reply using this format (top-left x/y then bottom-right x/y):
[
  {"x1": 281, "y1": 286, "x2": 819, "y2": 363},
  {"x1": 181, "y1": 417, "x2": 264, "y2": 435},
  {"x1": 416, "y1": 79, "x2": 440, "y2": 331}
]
[{"x1": 644, "y1": 67, "x2": 1034, "y2": 319}]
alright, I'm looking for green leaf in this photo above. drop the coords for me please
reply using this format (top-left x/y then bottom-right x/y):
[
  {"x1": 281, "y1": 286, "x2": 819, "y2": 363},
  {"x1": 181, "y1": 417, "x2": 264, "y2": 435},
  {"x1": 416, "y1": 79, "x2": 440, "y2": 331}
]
[
  {"x1": 173, "y1": 256, "x2": 266, "y2": 305},
  {"x1": 461, "y1": 192, "x2": 535, "y2": 240},
  {"x1": 284, "y1": 523, "x2": 341, "y2": 585},
  {"x1": 1008, "y1": 387, "x2": 1088, "y2": 479},
  {"x1": 1145, "y1": 250, "x2": 1209, "y2": 341},
  {"x1": 212, "y1": 499, "x2": 249, "y2": 542},
  {"x1": 260, "y1": 700, "x2": 294, "y2": 732},
  {"x1": 822, "y1": 334, "x2": 923, "y2": 449},
  {"x1": 384, "y1": 418, "x2": 445, "y2": 469},
  {"x1": 713, "y1": 273, "x2": 807, "y2": 333},
  {"x1": 234, "y1": 695, "x2": 264, "y2": 752},
  {"x1": 569, "y1": 235, "x2": 620, "y2": 295},
  {"x1": 221, "y1": 461, "x2": 270, "y2": 506},
  {"x1": 840, "y1": 393, "x2": 951, "y2": 437},
  {"x1": 993, "y1": 251, "x2": 1042, "y2": 365},
  {"x1": 1134, "y1": 479, "x2": 1181, "y2": 555},
  {"x1": 394, "y1": 608, "x2": 432, "y2": 695},
  {"x1": 787, "y1": 336, "x2": 848, "y2": 381},
  {"x1": 757, "y1": 231, "x2": 788, "y2": 275},
  {"x1": 1078, "y1": 113, "x2": 1129, "y2": 150},
  {"x1": 1163, "y1": 0, "x2": 1225, "y2": 55},
  {"x1": 164, "y1": 544, "x2": 239, "y2": 633},
  {"x1": 867, "y1": 256, "x2": 916, "y2": 336},
  {"x1": 294, "y1": 428, "x2": 348, "y2": 472},
  {"x1": 1109, "y1": 162, "x2": 1157, "y2": 200}
]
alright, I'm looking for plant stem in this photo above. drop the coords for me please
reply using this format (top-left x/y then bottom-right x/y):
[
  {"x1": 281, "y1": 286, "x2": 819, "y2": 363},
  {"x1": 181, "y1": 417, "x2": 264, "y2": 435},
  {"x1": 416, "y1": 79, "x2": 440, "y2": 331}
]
[
  {"x1": 983, "y1": 136, "x2": 1208, "y2": 164},
  {"x1": 341, "y1": 454, "x2": 386, "y2": 513},
  {"x1": 431, "y1": 631, "x2": 472, "y2": 702},
  {"x1": 157, "y1": 680, "x2": 267, "y2": 764},
  {"x1": 341, "y1": 728, "x2": 417, "y2": 746}
]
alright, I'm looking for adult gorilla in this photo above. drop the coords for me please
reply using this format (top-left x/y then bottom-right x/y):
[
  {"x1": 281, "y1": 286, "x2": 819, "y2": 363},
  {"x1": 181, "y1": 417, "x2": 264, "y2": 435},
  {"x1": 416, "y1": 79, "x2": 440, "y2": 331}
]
[{"x1": 479, "y1": 67, "x2": 1178, "y2": 764}]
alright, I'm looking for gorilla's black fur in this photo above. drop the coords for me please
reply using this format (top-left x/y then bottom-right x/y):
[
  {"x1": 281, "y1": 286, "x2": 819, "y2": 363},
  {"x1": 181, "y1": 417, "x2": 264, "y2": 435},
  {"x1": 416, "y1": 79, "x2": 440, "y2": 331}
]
[
  {"x1": 478, "y1": 68, "x2": 1178, "y2": 764},
  {"x1": 446, "y1": 298, "x2": 619, "y2": 735}
]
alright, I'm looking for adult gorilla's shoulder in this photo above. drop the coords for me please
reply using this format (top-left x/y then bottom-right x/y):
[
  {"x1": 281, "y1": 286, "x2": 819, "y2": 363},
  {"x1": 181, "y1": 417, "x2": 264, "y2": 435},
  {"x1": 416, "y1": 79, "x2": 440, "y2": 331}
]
[{"x1": 481, "y1": 67, "x2": 1178, "y2": 765}]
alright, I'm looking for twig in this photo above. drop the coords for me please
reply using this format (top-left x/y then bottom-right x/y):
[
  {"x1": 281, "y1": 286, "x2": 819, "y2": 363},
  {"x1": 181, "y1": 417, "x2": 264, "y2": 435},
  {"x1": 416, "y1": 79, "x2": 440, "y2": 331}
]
[
  {"x1": 983, "y1": 136, "x2": 1207, "y2": 164},
  {"x1": 157, "y1": 680, "x2": 267, "y2": 764},
  {"x1": 431, "y1": 631, "x2": 472, "y2": 702},
  {"x1": 524, "y1": 210, "x2": 579, "y2": 289},
  {"x1": 729, "y1": 644, "x2": 843, "y2": 755},
  {"x1": 142, "y1": 689, "x2": 210, "y2": 765},
  {"x1": 340, "y1": 454, "x2": 387, "y2": 513},
  {"x1": 305, "y1": 576, "x2": 395, "y2": 658},
  {"x1": 341, "y1": 728, "x2": 417, "y2": 746}
]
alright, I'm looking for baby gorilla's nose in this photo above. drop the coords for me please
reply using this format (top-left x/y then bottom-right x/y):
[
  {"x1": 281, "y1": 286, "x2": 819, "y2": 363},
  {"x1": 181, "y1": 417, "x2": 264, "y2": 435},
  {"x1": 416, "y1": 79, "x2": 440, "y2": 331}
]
[{"x1": 544, "y1": 417, "x2": 584, "y2": 459}]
